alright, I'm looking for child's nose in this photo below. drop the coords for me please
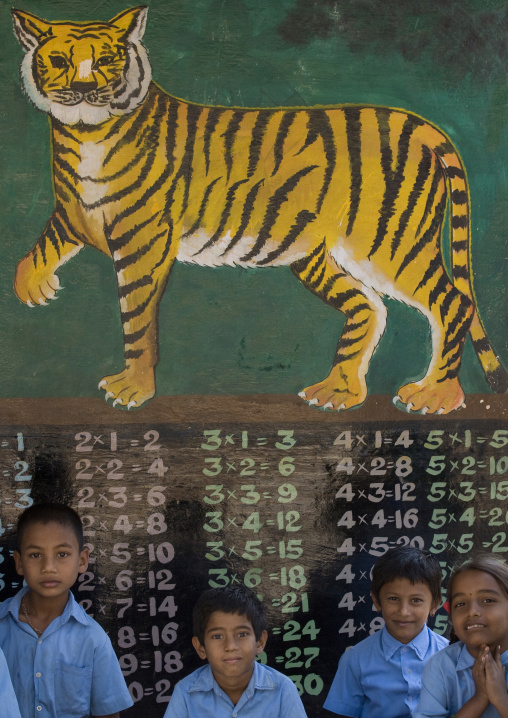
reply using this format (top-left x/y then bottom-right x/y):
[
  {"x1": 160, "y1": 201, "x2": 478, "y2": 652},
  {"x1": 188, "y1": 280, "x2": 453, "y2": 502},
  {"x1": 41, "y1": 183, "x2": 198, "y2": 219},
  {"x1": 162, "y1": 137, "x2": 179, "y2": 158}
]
[
  {"x1": 224, "y1": 635, "x2": 237, "y2": 650},
  {"x1": 42, "y1": 557, "x2": 57, "y2": 572}
]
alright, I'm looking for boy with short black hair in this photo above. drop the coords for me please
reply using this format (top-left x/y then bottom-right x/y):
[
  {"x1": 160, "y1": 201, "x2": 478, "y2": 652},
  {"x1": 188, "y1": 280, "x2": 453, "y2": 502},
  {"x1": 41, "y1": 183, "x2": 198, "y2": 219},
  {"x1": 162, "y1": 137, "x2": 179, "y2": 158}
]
[
  {"x1": 324, "y1": 546, "x2": 448, "y2": 718},
  {"x1": 164, "y1": 585, "x2": 308, "y2": 717},
  {"x1": 0, "y1": 502, "x2": 133, "y2": 718}
]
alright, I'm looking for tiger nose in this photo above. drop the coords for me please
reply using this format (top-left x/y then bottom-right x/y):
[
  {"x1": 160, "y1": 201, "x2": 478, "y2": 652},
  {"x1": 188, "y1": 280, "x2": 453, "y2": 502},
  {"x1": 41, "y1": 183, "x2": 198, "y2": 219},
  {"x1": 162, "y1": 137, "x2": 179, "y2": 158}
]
[{"x1": 71, "y1": 80, "x2": 97, "y2": 93}]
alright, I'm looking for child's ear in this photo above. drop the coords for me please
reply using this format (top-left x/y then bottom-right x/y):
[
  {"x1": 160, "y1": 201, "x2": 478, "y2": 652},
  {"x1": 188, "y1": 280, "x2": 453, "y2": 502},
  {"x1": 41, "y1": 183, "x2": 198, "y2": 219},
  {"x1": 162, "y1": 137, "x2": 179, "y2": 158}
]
[
  {"x1": 256, "y1": 629, "x2": 268, "y2": 654},
  {"x1": 370, "y1": 592, "x2": 381, "y2": 611},
  {"x1": 78, "y1": 547, "x2": 89, "y2": 575},
  {"x1": 192, "y1": 636, "x2": 207, "y2": 660},
  {"x1": 13, "y1": 550, "x2": 23, "y2": 577}
]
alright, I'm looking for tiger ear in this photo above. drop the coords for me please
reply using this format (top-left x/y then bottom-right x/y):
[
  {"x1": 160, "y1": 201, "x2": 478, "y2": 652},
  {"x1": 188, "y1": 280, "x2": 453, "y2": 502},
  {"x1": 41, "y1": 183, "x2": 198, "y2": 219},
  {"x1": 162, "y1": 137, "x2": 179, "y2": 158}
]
[
  {"x1": 11, "y1": 9, "x2": 53, "y2": 52},
  {"x1": 110, "y1": 6, "x2": 148, "y2": 42}
]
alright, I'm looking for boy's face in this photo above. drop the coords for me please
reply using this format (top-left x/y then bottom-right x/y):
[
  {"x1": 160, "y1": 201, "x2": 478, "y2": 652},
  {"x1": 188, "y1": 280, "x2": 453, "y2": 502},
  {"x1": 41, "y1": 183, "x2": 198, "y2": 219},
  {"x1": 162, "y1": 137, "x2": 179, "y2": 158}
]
[
  {"x1": 14, "y1": 521, "x2": 88, "y2": 601},
  {"x1": 192, "y1": 611, "x2": 267, "y2": 692},
  {"x1": 371, "y1": 577, "x2": 439, "y2": 644}
]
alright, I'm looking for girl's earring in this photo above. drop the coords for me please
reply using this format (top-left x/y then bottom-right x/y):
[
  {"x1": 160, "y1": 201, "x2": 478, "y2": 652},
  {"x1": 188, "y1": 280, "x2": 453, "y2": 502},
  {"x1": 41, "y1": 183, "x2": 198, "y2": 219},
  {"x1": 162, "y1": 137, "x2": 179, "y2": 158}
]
[{"x1": 430, "y1": 611, "x2": 435, "y2": 617}]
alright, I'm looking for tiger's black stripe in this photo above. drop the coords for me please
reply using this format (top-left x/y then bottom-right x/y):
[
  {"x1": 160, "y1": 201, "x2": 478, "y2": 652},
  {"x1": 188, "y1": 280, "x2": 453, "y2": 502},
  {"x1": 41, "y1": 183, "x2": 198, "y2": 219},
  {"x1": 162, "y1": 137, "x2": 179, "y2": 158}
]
[
  {"x1": 439, "y1": 288, "x2": 455, "y2": 323},
  {"x1": 390, "y1": 146, "x2": 432, "y2": 259},
  {"x1": 111, "y1": 215, "x2": 157, "y2": 252},
  {"x1": 290, "y1": 240, "x2": 326, "y2": 276},
  {"x1": 204, "y1": 107, "x2": 224, "y2": 176},
  {"x1": 442, "y1": 295, "x2": 471, "y2": 355},
  {"x1": 121, "y1": 282, "x2": 159, "y2": 322},
  {"x1": 257, "y1": 209, "x2": 316, "y2": 265},
  {"x1": 344, "y1": 108, "x2": 362, "y2": 237},
  {"x1": 166, "y1": 103, "x2": 203, "y2": 222},
  {"x1": 118, "y1": 275, "x2": 153, "y2": 299},
  {"x1": 396, "y1": 193, "x2": 447, "y2": 280},
  {"x1": 428, "y1": 272, "x2": 449, "y2": 308},
  {"x1": 223, "y1": 111, "x2": 244, "y2": 182},
  {"x1": 247, "y1": 111, "x2": 273, "y2": 178},
  {"x1": 240, "y1": 165, "x2": 318, "y2": 262},
  {"x1": 110, "y1": 51, "x2": 147, "y2": 111},
  {"x1": 115, "y1": 229, "x2": 167, "y2": 272},
  {"x1": 194, "y1": 179, "x2": 249, "y2": 255},
  {"x1": 416, "y1": 164, "x2": 444, "y2": 238},
  {"x1": 182, "y1": 177, "x2": 222, "y2": 239},
  {"x1": 303, "y1": 243, "x2": 327, "y2": 284},
  {"x1": 309, "y1": 111, "x2": 336, "y2": 213},
  {"x1": 124, "y1": 323, "x2": 150, "y2": 345},
  {"x1": 273, "y1": 111, "x2": 296, "y2": 176},
  {"x1": 52, "y1": 141, "x2": 80, "y2": 160},
  {"x1": 104, "y1": 90, "x2": 159, "y2": 164},
  {"x1": 414, "y1": 254, "x2": 442, "y2": 294},
  {"x1": 223, "y1": 179, "x2": 265, "y2": 254},
  {"x1": 370, "y1": 113, "x2": 422, "y2": 258},
  {"x1": 445, "y1": 166, "x2": 465, "y2": 180}
]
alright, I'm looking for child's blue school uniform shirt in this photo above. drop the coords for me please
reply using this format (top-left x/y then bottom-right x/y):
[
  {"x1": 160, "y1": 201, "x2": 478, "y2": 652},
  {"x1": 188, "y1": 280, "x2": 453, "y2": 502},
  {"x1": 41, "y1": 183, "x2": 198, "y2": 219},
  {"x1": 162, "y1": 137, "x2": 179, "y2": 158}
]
[
  {"x1": 324, "y1": 625, "x2": 448, "y2": 717},
  {"x1": 164, "y1": 661, "x2": 308, "y2": 717},
  {"x1": 0, "y1": 646, "x2": 21, "y2": 718},
  {"x1": 415, "y1": 641, "x2": 508, "y2": 718},
  {"x1": 0, "y1": 586, "x2": 133, "y2": 718}
]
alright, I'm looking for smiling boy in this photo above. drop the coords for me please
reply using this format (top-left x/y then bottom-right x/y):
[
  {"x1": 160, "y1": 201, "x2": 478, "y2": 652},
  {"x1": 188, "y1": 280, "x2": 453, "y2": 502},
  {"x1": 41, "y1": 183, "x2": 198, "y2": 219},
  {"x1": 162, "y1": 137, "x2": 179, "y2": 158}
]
[
  {"x1": 164, "y1": 586, "x2": 307, "y2": 717},
  {"x1": 324, "y1": 546, "x2": 448, "y2": 718},
  {"x1": 0, "y1": 503, "x2": 133, "y2": 718}
]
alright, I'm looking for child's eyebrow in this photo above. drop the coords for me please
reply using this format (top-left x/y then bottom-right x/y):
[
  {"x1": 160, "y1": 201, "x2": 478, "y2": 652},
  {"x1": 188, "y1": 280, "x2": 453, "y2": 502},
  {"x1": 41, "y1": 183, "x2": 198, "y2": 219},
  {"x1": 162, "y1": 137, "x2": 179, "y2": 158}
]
[
  {"x1": 24, "y1": 542, "x2": 75, "y2": 550},
  {"x1": 451, "y1": 588, "x2": 501, "y2": 599},
  {"x1": 206, "y1": 624, "x2": 252, "y2": 633}
]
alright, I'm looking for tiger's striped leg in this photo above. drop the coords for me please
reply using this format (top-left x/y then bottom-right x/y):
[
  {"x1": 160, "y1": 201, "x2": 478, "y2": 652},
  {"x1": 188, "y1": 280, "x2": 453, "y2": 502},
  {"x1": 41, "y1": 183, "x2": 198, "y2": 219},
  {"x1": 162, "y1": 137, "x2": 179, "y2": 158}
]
[
  {"x1": 99, "y1": 223, "x2": 176, "y2": 409},
  {"x1": 291, "y1": 244, "x2": 387, "y2": 410},
  {"x1": 395, "y1": 283, "x2": 474, "y2": 414},
  {"x1": 14, "y1": 210, "x2": 84, "y2": 306}
]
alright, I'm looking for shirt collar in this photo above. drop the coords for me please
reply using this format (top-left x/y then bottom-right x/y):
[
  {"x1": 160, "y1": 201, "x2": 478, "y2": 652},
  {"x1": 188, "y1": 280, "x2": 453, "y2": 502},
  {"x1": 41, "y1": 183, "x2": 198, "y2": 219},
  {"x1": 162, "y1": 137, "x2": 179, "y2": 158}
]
[
  {"x1": 188, "y1": 662, "x2": 277, "y2": 695},
  {"x1": 456, "y1": 642, "x2": 508, "y2": 671},
  {"x1": 381, "y1": 625, "x2": 430, "y2": 660},
  {"x1": 0, "y1": 587, "x2": 88, "y2": 627}
]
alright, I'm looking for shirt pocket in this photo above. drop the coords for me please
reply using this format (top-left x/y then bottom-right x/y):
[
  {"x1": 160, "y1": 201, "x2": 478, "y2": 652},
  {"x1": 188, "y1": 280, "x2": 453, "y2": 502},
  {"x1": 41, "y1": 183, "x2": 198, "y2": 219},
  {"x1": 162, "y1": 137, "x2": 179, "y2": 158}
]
[{"x1": 54, "y1": 659, "x2": 93, "y2": 717}]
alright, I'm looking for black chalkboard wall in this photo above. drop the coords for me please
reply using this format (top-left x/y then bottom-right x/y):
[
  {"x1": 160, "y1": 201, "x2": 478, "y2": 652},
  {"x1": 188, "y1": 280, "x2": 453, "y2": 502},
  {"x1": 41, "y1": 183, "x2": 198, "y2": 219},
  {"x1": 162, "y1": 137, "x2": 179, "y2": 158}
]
[{"x1": 1, "y1": 394, "x2": 508, "y2": 717}]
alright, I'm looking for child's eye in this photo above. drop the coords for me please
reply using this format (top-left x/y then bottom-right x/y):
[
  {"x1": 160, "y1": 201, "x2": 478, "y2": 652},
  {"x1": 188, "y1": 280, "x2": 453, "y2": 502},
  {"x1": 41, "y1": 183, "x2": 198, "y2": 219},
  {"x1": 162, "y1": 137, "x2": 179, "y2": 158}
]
[
  {"x1": 57, "y1": 552, "x2": 69, "y2": 558},
  {"x1": 29, "y1": 552, "x2": 41, "y2": 559}
]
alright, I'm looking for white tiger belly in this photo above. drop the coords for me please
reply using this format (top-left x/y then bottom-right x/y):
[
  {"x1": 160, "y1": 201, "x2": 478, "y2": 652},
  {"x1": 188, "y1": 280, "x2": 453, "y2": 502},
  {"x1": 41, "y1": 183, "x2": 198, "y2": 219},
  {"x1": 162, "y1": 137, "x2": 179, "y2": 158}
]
[{"x1": 177, "y1": 229, "x2": 308, "y2": 268}]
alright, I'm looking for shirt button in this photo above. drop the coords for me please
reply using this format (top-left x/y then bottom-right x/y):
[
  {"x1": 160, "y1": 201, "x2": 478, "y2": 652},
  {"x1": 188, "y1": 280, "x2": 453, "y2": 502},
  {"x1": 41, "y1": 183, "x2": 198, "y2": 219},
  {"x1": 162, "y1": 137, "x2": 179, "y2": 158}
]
[
  {"x1": 402, "y1": 647, "x2": 407, "y2": 652},
  {"x1": 408, "y1": 697, "x2": 413, "y2": 701},
  {"x1": 38, "y1": 640, "x2": 42, "y2": 645},
  {"x1": 36, "y1": 672, "x2": 41, "y2": 678},
  {"x1": 37, "y1": 707, "x2": 42, "y2": 712},
  {"x1": 407, "y1": 669, "x2": 412, "y2": 673}
]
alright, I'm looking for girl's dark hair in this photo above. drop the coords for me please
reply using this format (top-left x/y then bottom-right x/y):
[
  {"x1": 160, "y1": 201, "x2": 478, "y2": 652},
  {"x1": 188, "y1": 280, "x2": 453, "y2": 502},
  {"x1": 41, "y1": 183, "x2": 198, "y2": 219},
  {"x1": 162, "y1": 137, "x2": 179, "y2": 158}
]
[
  {"x1": 193, "y1": 586, "x2": 268, "y2": 643},
  {"x1": 371, "y1": 546, "x2": 442, "y2": 604},
  {"x1": 447, "y1": 553, "x2": 508, "y2": 610},
  {"x1": 16, "y1": 503, "x2": 84, "y2": 550}
]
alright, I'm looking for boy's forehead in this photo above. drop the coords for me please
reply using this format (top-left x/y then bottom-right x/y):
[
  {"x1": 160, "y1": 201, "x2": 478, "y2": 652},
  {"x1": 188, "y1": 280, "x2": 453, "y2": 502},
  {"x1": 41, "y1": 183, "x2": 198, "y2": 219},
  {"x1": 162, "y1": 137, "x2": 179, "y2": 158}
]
[
  {"x1": 205, "y1": 610, "x2": 254, "y2": 631},
  {"x1": 379, "y1": 577, "x2": 432, "y2": 593},
  {"x1": 19, "y1": 520, "x2": 80, "y2": 547}
]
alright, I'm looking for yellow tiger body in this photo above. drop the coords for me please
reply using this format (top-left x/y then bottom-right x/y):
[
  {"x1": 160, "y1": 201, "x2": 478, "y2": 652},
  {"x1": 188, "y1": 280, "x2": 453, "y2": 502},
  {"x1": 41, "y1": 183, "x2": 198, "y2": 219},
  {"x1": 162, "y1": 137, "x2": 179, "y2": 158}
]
[{"x1": 12, "y1": 6, "x2": 507, "y2": 411}]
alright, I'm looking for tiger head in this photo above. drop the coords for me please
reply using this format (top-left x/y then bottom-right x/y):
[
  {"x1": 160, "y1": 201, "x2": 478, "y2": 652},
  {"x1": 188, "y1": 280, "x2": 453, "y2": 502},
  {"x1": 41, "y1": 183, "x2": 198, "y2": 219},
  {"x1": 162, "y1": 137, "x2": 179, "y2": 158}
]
[{"x1": 12, "y1": 6, "x2": 152, "y2": 127}]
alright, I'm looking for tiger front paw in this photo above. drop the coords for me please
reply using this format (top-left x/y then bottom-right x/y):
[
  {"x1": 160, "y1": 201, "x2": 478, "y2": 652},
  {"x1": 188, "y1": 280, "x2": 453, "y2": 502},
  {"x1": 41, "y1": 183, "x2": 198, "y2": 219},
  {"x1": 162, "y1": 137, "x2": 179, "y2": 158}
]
[
  {"x1": 14, "y1": 254, "x2": 62, "y2": 306},
  {"x1": 99, "y1": 366, "x2": 155, "y2": 409},
  {"x1": 299, "y1": 374, "x2": 367, "y2": 411}
]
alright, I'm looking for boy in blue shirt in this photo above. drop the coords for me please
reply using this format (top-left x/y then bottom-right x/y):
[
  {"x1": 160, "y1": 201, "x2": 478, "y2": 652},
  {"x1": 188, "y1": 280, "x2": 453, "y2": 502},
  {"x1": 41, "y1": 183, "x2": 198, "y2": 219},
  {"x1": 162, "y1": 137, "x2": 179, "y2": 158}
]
[
  {"x1": 324, "y1": 546, "x2": 448, "y2": 718},
  {"x1": 164, "y1": 585, "x2": 307, "y2": 717},
  {"x1": 0, "y1": 503, "x2": 133, "y2": 718}
]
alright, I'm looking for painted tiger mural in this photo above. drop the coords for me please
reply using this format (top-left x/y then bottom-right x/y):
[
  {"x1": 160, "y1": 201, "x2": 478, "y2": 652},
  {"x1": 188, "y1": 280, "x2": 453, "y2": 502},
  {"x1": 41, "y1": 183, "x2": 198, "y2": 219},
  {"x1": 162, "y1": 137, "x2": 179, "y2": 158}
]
[{"x1": 11, "y1": 6, "x2": 508, "y2": 412}]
